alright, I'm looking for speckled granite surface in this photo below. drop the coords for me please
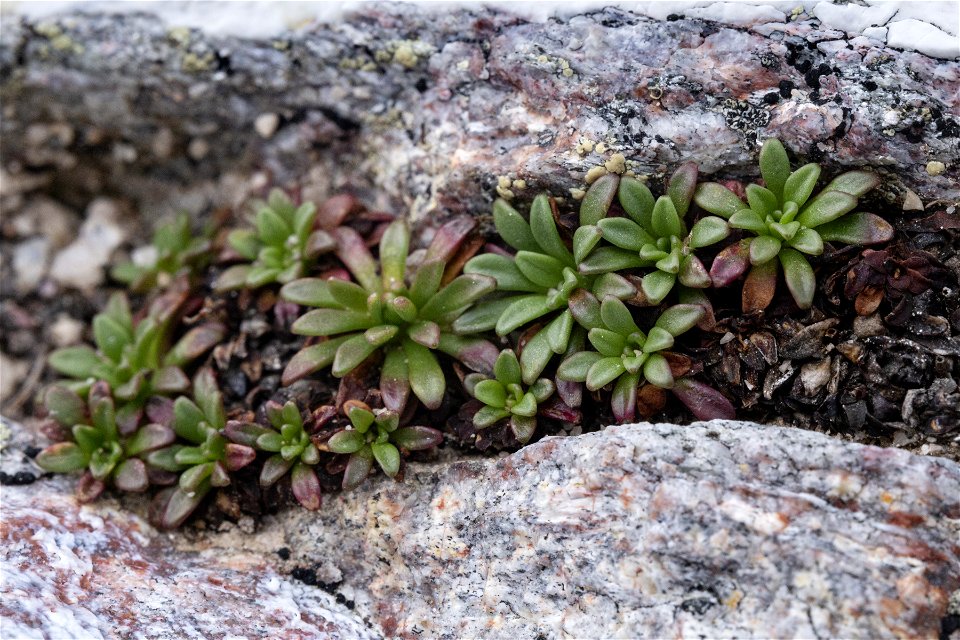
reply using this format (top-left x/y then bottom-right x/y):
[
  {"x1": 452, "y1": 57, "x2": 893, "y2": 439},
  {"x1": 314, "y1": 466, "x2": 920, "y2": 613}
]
[
  {"x1": 2, "y1": 419, "x2": 959, "y2": 638},
  {"x1": 0, "y1": 3, "x2": 956, "y2": 223},
  {"x1": 0, "y1": 474, "x2": 376, "y2": 640}
]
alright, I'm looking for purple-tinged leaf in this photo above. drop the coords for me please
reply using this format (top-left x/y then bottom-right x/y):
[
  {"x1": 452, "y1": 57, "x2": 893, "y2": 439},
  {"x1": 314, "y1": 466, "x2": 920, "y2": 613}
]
[
  {"x1": 153, "y1": 483, "x2": 210, "y2": 529},
  {"x1": 146, "y1": 467, "x2": 178, "y2": 486},
  {"x1": 179, "y1": 462, "x2": 214, "y2": 492},
  {"x1": 779, "y1": 248, "x2": 816, "y2": 310},
  {"x1": 282, "y1": 336, "x2": 350, "y2": 386},
  {"x1": 677, "y1": 287, "x2": 716, "y2": 331},
  {"x1": 334, "y1": 227, "x2": 381, "y2": 293},
  {"x1": 45, "y1": 385, "x2": 86, "y2": 428},
  {"x1": 152, "y1": 366, "x2": 189, "y2": 395},
  {"x1": 709, "y1": 239, "x2": 752, "y2": 287},
  {"x1": 568, "y1": 289, "x2": 601, "y2": 329},
  {"x1": 509, "y1": 415, "x2": 537, "y2": 444},
  {"x1": 165, "y1": 323, "x2": 226, "y2": 368},
  {"x1": 224, "y1": 443, "x2": 257, "y2": 471},
  {"x1": 672, "y1": 377, "x2": 736, "y2": 421},
  {"x1": 115, "y1": 403, "x2": 143, "y2": 437},
  {"x1": 260, "y1": 453, "x2": 295, "y2": 486},
  {"x1": 742, "y1": 260, "x2": 778, "y2": 313},
  {"x1": 213, "y1": 264, "x2": 252, "y2": 292},
  {"x1": 380, "y1": 347, "x2": 410, "y2": 412},
  {"x1": 304, "y1": 229, "x2": 336, "y2": 259},
  {"x1": 224, "y1": 421, "x2": 271, "y2": 447},
  {"x1": 126, "y1": 423, "x2": 175, "y2": 457},
  {"x1": 816, "y1": 213, "x2": 893, "y2": 246},
  {"x1": 580, "y1": 173, "x2": 620, "y2": 226},
  {"x1": 316, "y1": 193, "x2": 360, "y2": 229},
  {"x1": 113, "y1": 458, "x2": 149, "y2": 492},
  {"x1": 342, "y1": 449, "x2": 373, "y2": 490},
  {"x1": 77, "y1": 472, "x2": 106, "y2": 503},
  {"x1": 592, "y1": 273, "x2": 636, "y2": 300},
  {"x1": 678, "y1": 255, "x2": 711, "y2": 288},
  {"x1": 437, "y1": 334, "x2": 498, "y2": 375},
  {"x1": 145, "y1": 397, "x2": 175, "y2": 428},
  {"x1": 426, "y1": 215, "x2": 476, "y2": 263},
  {"x1": 693, "y1": 183, "x2": 744, "y2": 219},
  {"x1": 611, "y1": 371, "x2": 640, "y2": 423},
  {"x1": 392, "y1": 426, "x2": 444, "y2": 451},
  {"x1": 291, "y1": 463, "x2": 322, "y2": 510}
]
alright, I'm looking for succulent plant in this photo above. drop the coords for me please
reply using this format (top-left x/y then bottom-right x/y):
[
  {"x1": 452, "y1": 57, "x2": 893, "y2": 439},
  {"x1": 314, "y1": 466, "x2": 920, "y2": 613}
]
[
  {"x1": 47, "y1": 292, "x2": 225, "y2": 431},
  {"x1": 322, "y1": 400, "x2": 443, "y2": 490},
  {"x1": 111, "y1": 213, "x2": 211, "y2": 292},
  {"x1": 35, "y1": 382, "x2": 175, "y2": 501},
  {"x1": 214, "y1": 189, "x2": 333, "y2": 291},
  {"x1": 579, "y1": 165, "x2": 730, "y2": 305},
  {"x1": 225, "y1": 400, "x2": 322, "y2": 510},
  {"x1": 463, "y1": 349, "x2": 554, "y2": 444},
  {"x1": 281, "y1": 217, "x2": 498, "y2": 411},
  {"x1": 459, "y1": 194, "x2": 636, "y2": 384},
  {"x1": 148, "y1": 369, "x2": 256, "y2": 529},
  {"x1": 557, "y1": 296, "x2": 734, "y2": 422},
  {"x1": 695, "y1": 139, "x2": 893, "y2": 311}
]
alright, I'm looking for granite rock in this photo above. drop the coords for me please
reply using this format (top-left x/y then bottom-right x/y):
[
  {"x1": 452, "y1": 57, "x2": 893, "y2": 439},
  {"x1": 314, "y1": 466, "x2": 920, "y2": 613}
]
[
  {"x1": 0, "y1": 3, "x2": 957, "y2": 223},
  {"x1": 0, "y1": 479, "x2": 375, "y2": 640},
  {"x1": 166, "y1": 422, "x2": 960, "y2": 638}
]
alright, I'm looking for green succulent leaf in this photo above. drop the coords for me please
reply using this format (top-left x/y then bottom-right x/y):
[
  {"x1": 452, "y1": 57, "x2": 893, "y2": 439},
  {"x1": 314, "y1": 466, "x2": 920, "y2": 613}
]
[
  {"x1": 492, "y1": 199, "x2": 538, "y2": 252},
  {"x1": 580, "y1": 173, "x2": 619, "y2": 226},
  {"x1": 651, "y1": 196, "x2": 682, "y2": 239},
  {"x1": 641, "y1": 271, "x2": 676, "y2": 305},
  {"x1": 643, "y1": 353, "x2": 674, "y2": 389},
  {"x1": 618, "y1": 176, "x2": 655, "y2": 230},
  {"x1": 473, "y1": 379, "x2": 507, "y2": 408},
  {"x1": 759, "y1": 139, "x2": 791, "y2": 204},
  {"x1": 496, "y1": 294, "x2": 554, "y2": 335},
  {"x1": 557, "y1": 351, "x2": 603, "y2": 382},
  {"x1": 579, "y1": 246, "x2": 647, "y2": 275},
  {"x1": 292, "y1": 308, "x2": 373, "y2": 337},
  {"x1": 688, "y1": 216, "x2": 730, "y2": 248},
  {"x1": 789, "y1": 227, "x2": 825, "y2": 255},
  {"x1": 796, "y1": 191, "x2": 858, "y2": 228},
  {"x1": 572, "y1": 225, "x2": 603, "y2": 264},
  {"x1": 379, "y1": 220, "x2": 410, "y2": 292},
  {"x1": 597, "y1": 217, "x2": 651, "y2": 252},
  {"x1": 280, "y1": 278, "x2": 340, "y2": 308},
  {"x1": 815, "y1": 213, "x2": 894, "y2": 246},
  {"x1": 282, "y1": 336, "x2": 351, "y2": 386},
  {"x1": 410, "y1": 260, "x2": 445, "y2": 309},
  {"x1": 474, "y1": 405, "x2": 511, "y2": 428},
  {"x1": 519, "y1": 326, "x2": 554, "y2": 385},
  {"x1": 586, "y1": 357, "x2": 626, "y2": 391},
  {"x1": 783, "y1": 163, "x2": 821, "y2": 207},
  {"x1": 494, "y1": 349, "x2": 523, "y2": 386},
  {"x1": 49, "y1": 346, "x2": 102, "y2": 379},
  {"x1": 464, "y1": 253, "x2": 540, "y2": 292},
  {"x1": 372, "y1": 442, "x2": 401, "y2": 478},
  {"x1": 655, "y1": 304, "x2": 704, "y2": 336},
  {"x1": 45, "y1": 385, "x2": 87, "y2": 427},
  {"x1": 588, "y1": 328, "x2": 627, "y2": 357},
  {"x1": 599, "y1": 297, "x2": 639, "y2": 336},
  {"x1": 403, "y1": 339, "x2": 445, "y2": 409},
  {"x1": 453, "y1": 297, "x2": 516, "y2": 334},
  {"x1": 749, "y1": 236, "x2": 782, "y2": 265},
  {"x1": 529, "y1": 195, "x2": 573, "y2": 265},
  {"x1": 36, "y1": 442, "x2": 88, "y2": 473},
  {"x1": 328, "y1": 429, "x2": 365, "y2": 454},
  {"x1": 331, "y1": 333, "x2": 378, "y2": 377},
  {"x1": 667, "y1": 162, "x2": 698, "y2": 218},
  {"x1": 693, "y1": 183, "x2": 744, "y2": 219},
  {"x1": 822, "y1": 171, "x2": 880, "y2": 198},
  {"x1": 779, "y1": 247, "x2": 816, "y2": 309}
]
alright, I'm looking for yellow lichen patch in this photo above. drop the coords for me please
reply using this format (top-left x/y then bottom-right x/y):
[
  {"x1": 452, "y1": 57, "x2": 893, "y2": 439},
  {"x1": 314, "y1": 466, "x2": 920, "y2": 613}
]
[
  {"x1": 604, "y1": 153, "x2": 627, "y2": 175},
  {"x1": 374, "y1": 39, "x2": 436, "y2": 69},
  {"x1": 182, "y1": 51, "x2": 215, "y2": 73},
  {"x1": 530, "y1": 52, "x2": 576, "y2": 79},
  {"x1": 575, "y1": 137, "x2": 595, "y2": 156},
  {"x1": 926, "y1": 161, "x2": 946, "y2": 176},
  {"x1": 724, "y1": 589, "x2": 744, "y2": 609},
  {"x1": 511, "y1": 179, "x2": 527, "y2": 190},
  {"x1": 167, "y1": 26, "x2": 191, "y2": 46},
  {"x1": 569, "y1": 188, "x2": 586, "y2": 201},
  {"x1": 594, "y1": 142, "x2": 608, "y2": 154},
  {"x1": 496, "y1": 176, "x2": 515, "y2": 200},
  {"x1": 585, "y1": 166, "x2": 608, "y2": 184}
]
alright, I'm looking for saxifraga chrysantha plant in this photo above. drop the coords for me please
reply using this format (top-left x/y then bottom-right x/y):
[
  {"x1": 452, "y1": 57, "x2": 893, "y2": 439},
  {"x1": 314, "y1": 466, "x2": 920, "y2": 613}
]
[
  {"x1": 463, "y1": 349, "x2": 555, "y2": 444},
  {"x1": 281, "y1": 217, "x2": 499, "y2": 412},
  {"x1": 36, "y1": 382, "x2": 175, "y2": 502},
  {"x1": 322, "y1": 400, "x2": 443, "y2": 490},
  {"x1": 578, "y1": 164, "x2": 730, "y2": 306},
  {"x1": 47, "y1": 291, "x2": 225, "y2": 432},
  {"x1": 458, "y1": 194, "x2": 636, "y2": 384},
  {"x1": 694, "y1": 139, "x2": 894, "y2": 311},
  {"x1": 225, "y1": 400, "x2": 322, "y2": 510},
  {"x1": 215, "y1": 189, "x2": 332, "y2": 291},
  {"x1": 111, "y1": 213, "x2": 211, "y2": 293},
  {"x1": 557, "y1": 296, "x2": 735, "y2": 422},
  {"x1": 147, "y1": 369, "x2": 256, "y2": 529}
]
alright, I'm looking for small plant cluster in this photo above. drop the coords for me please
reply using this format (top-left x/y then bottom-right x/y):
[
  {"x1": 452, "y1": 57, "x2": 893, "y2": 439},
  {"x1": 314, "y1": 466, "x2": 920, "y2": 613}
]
[{"x1": 35, "y1": 140, "x2": 894, "y2": 528}]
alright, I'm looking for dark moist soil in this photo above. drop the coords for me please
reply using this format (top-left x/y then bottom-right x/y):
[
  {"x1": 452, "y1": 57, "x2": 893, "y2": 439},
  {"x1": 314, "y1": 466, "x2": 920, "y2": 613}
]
[{"x1": 1, "y1": 182, "x2": 958, "y2": 524}]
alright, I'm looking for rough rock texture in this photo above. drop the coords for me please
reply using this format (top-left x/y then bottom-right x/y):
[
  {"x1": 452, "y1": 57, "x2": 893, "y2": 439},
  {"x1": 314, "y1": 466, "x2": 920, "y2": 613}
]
[
  {"x1": 0, "y1": 3, "x2": 957, "y2": 223},
  {"x1": 0, "y1": 480, "x2": 375, "y2": 640},
  {"x1": 79, "y1": 420, "x2": 958, "y2": 639}
]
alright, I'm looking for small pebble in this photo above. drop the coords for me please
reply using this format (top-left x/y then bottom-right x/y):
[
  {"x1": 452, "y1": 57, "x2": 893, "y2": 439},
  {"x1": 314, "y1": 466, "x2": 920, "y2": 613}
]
[
  {"x1": 902, "y1": 189, "x2": 923, "y2": 211},
  {"x1": 48, "y1": 314, "x2": 85, "y2": 347},
  {"x1": 254, "y1": 113, "x2": 280, "y2": 139},
  {"x1": 188, "y1": 138, "x2": 210, "y2": 160}
]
